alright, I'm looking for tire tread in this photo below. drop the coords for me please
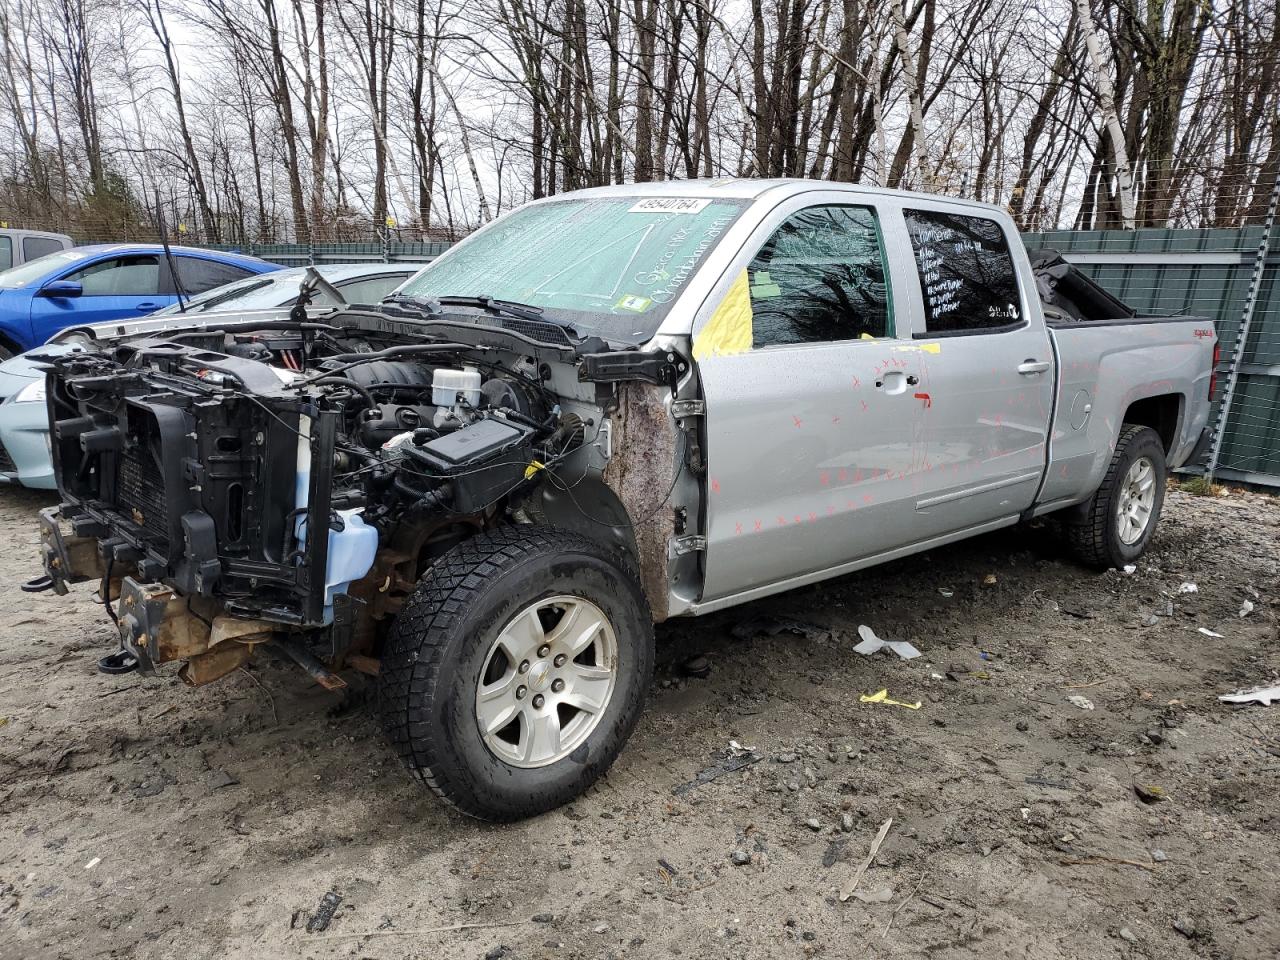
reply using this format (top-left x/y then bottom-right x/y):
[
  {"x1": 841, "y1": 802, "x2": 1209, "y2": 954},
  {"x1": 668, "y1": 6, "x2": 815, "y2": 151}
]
[{"x1": 377, "y1": 525, "x2": 650, "y2": 820}]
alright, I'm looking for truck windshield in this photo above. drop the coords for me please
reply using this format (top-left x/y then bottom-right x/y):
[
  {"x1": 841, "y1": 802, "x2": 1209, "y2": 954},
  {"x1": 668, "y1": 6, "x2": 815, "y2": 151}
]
[{"x1": 396, "y1": 196, "x2": 746, "y2": 344}]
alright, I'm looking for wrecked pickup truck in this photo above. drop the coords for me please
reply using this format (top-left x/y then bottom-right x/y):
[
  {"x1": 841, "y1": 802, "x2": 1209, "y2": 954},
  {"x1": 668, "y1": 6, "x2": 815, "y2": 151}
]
[{"x1": 31, "y1": 181, "x2": 1217, "y2": 820}]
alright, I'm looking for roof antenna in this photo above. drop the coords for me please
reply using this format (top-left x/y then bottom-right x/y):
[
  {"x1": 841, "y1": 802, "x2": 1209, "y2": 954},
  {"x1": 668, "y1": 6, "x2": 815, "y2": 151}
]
[{"x1": 154, "y1": 187, "x2": 188, "y2": 313}]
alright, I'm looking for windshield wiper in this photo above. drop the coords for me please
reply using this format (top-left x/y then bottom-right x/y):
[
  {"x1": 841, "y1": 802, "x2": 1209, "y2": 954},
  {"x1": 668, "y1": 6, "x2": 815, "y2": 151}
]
[
  {"x1": 389, "y1": 293, "x2": 567, "y2": 325},
  {"x1": 434, "y1": 295, "x2": 550, "y2": 324},
  {"x1": 188, "y1": 278, "x2": 274, "y2": 314}
]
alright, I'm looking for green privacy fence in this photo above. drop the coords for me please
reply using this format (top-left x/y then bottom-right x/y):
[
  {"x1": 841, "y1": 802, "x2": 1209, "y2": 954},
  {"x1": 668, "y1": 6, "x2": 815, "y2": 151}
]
[{"x1": 1024, "y1": 224, "x2": 1280, "y2": 488}]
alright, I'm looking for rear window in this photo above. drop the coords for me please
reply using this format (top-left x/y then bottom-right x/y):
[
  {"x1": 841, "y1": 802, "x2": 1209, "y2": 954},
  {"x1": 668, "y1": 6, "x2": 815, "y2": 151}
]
[
  {"x1": 23, "y1": 236, "x2": 66, "y2": 261},
  {"x1": 318, "y1": 273, "x2": 413, "y2": 305},
  {"x1": 172, "y1": 256, "x2": 255, "y2": 295},
  {"x1": 905, "y1": 210, "x2": 1022, "y2": 334}
]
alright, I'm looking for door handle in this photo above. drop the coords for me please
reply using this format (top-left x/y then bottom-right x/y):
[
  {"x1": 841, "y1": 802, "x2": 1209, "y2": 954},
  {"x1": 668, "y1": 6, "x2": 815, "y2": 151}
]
[
  {"x1": 875, "y1": 370, "x2": 908, "y2": 395},
  {"x1": 134, "y1": 302, "x2": 160, "y2": 311},
  {"x1": 1018, "y1": 360, "x2": 1051, "y2": 375}
]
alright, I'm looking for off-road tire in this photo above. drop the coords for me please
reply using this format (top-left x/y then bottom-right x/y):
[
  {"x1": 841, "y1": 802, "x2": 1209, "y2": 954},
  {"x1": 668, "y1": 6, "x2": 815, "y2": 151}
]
[
  {"x1": 378, "y1": 526, "x2": 653, "y2": 821},
  {"x1": 1063, "y1": 424, "x2": 1167, "y2": 570}
]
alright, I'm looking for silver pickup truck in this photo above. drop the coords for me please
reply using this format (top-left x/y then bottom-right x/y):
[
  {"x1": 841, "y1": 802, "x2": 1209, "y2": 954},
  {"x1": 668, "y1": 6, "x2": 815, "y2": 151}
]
[{"x1": 31, "y1": 181, "x2": 1216, "y2": 820}]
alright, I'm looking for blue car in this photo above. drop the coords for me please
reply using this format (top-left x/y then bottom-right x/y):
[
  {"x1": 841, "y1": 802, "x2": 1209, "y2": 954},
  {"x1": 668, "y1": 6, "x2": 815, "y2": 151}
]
[{"x1": 0, "y1": 243, "x2": 278, "y2": 358}]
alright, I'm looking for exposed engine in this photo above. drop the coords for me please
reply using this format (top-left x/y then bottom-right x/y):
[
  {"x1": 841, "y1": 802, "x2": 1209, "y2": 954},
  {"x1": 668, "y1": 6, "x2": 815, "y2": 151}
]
[{"x1": 37, "y1": 311, "x2": 596, "y2": 638}]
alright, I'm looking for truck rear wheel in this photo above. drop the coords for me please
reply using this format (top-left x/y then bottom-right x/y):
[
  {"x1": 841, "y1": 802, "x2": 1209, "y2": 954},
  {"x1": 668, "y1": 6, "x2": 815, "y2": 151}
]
[
  {"x1": 1063, "y1": 424, "x2": 1167, "y2": 569},
  {"x1": 378, "y1": 526, "x2": 653, "y2": 821}
]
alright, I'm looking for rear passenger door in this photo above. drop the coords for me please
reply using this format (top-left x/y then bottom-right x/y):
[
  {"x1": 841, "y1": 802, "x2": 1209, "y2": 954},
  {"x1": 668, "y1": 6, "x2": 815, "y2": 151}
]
[
  {"x1": 898, "y1": 206, "x2": 1055, "y2": 535},
  {"x1": 696, "y1": 197, "x2": 930, "y2": 603}
]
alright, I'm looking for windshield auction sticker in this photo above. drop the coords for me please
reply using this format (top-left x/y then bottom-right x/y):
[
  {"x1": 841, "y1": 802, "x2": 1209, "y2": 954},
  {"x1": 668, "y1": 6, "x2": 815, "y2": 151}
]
[{"x1": 629, "y1": 197, "x2": 713, "y2": 214}]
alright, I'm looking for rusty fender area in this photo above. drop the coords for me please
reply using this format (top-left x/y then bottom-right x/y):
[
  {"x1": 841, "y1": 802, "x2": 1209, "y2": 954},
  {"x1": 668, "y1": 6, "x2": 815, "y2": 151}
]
[{"x1": 601, "y1": 382, "x2": 681, "y2": 622}]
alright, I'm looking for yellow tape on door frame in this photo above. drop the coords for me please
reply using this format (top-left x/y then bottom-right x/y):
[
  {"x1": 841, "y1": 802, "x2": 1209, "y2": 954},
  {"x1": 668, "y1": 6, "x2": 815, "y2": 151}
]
[{"x1": 693, "y1": 269, "x2": 753, "y2": 360}]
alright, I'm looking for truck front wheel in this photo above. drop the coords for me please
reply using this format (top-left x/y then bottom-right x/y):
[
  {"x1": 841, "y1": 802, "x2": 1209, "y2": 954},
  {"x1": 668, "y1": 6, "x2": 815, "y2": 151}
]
[
  {"x1": 1063, "y1": 424, "x2": 1167, "y2": 569},
  {"x1": 378, "y1": 526, "x2": 654, "y2": 821}
]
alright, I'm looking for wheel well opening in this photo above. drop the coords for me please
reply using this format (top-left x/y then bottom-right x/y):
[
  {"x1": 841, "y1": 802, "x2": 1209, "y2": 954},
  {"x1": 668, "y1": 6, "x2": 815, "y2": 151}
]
[
  {"x1": 1123, "y1": 394, "x2": 1181, "y2": 453},
  {"x1": 0, "y1": 330, "x2": 22, "y2": 359}
]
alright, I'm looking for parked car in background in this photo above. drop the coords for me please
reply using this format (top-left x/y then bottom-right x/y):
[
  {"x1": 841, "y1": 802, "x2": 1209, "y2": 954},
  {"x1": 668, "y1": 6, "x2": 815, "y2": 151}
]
[
  {"x1": 0, "y1": 244, "x2": 279, "y2": 358},
  {"x1": 0, "y1": 263, "x2": 417, "y2": 489},
  {"x1": 142, "y1": 262, "x2": 419, "y2": 319},
  {"x1": 0, "y1": 228, "x2": 73, "y2": 270}
]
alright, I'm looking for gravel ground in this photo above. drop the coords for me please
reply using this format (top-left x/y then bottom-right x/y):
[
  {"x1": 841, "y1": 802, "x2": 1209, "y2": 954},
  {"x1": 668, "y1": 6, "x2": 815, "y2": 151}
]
[{"x1": 1, "y1": 484, "x2": 1278, "y2": 960}]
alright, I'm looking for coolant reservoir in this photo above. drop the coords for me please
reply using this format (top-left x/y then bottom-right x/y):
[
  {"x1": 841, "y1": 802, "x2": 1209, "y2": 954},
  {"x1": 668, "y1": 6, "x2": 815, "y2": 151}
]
[{"x1": 432, "y1": 366, "x2": 482, "y2": 407}]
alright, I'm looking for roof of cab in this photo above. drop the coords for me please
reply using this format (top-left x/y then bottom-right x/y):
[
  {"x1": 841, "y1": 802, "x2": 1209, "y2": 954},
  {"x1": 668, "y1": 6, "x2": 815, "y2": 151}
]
[
  {"x1": 543, "y1": 178, "x2": 1007, "y2": 213},
  {"x1": 0, "y1": 227, "x2": 73, "y2": 241}
]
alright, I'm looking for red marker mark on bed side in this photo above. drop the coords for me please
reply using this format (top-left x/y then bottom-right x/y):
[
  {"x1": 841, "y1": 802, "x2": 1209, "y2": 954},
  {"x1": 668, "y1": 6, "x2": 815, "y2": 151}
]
[
  {"x1": 754, "y1": 519, "x2": 763, "y2": 532},
  {"x1": 914, "y1": 392, "x2": 932, "y2": 408},
  {"x1": 851, "y1": 376, "x2": 861, "y2": 389},
  {"x1": 819, "y1": 471, "x2": 830, "y2": 486},
  {"x1": 860, "y1": 400, "x2": 869, "y2": 413},
  {"x1": 711, "y1": 478, "x2": 721, "y2": 494},
  {"x1": 734, "y1": 522, "x2": 743, "y2": 535},
  {"x1": 792, "y1": 415, "x2": 803, "y2": 429},
  {"x1": 808, "y1": 512, "x2": 818, "y2": 523},
  {"x1": 838, "y1": 468, "x2": 848, "y2": 483}
]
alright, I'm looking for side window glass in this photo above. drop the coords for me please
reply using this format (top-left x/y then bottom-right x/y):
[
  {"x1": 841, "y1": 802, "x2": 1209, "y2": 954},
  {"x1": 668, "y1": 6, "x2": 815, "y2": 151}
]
[
  {"x1": 23, "y1": 236, "x2": 64, "y2": 261},
  {"x1": 66, "y1": 256, "x2": 161, "y2": 296},
  {"x1": 904, "y1": 209, "x2": 1022, "y2": 333},
  {"x1": 0, "y1": 237, "x2": 11, "y2": 270},
  {"x1": 173, "y1": 257, "x2": 253, "y2": 295},
  {"x1": 749, "y1": 205, "x2": 892, "y2": 348}
]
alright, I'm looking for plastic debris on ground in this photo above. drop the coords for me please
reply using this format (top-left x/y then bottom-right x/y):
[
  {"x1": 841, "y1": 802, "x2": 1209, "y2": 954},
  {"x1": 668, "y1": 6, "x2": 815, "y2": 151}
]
[
  {"x1": 1121, "y1": 565, "x2": 1137, "y2": 575},
  {"x1": 1067, "y1": 695, "x2": 1095, "y2": 710},
  {"x1": 1178, "y1": 582, "x2": 1198, "y2": 594},
  {"x1": 1239, "y1": 600, "x2": 1255, "y2": 618},
  {"x1": 672, "y1": 748, "x2": 763, "y2": 796},
  {"x1": 1218, "y1": 684, "x2": 1280, "y2": 707},
  {"x1": 1197, "y1": 627, "x2": 1224, "y2": 638},
  {"x1": 306, "y1": 891, "x2": 343, "y2": 933},
  {"x1": 859, "y1": 689, "x2": 922, "y2": 710},
  {"x1": 1134, "y1": 783, "x2": 1169, "y2": 804},
  {"x1": 852, "y1": 625, "x2": 921, "y2": 661},
  {"x1": 938, "y1": 588, "x2": 954, "y2": 598}
]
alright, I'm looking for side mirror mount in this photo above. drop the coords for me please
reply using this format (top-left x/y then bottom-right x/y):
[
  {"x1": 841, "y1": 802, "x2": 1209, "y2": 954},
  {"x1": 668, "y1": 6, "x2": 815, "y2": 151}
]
[{"x1": 39, "y1": 280, "x2": 83, "y2": 299}]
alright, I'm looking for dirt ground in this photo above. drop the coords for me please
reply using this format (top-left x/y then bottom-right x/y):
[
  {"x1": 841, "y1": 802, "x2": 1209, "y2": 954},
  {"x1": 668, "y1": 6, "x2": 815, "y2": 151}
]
[{"x1": 1, "y1": 484, "x2": 1278, "y2": 960}]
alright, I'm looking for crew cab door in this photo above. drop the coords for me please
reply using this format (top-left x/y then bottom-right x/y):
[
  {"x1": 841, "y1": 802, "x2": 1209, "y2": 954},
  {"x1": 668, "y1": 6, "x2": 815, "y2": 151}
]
[
  {"x1": 895, "y1": 206, "x2": 1054, "y2": 532},
  {"x1": 694, "y1": 196, "x2": 930, "y2": 603}
]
